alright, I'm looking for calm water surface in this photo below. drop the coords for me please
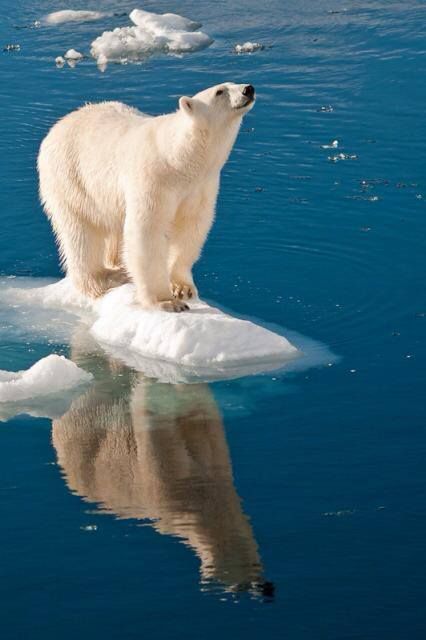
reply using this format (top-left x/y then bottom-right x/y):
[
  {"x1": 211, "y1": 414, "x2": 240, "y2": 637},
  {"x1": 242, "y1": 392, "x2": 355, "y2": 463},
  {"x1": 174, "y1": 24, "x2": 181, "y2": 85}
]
[{"x1": 0, "y1": 1, "x2": 425, "y2": 638}]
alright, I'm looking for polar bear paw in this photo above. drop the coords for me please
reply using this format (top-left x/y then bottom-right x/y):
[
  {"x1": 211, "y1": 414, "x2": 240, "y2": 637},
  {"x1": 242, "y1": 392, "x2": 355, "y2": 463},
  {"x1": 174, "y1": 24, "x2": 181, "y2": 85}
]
[
  {"x1": 159, "y1": 299, "x2": 190, "y2": 313},
  {"x1": 171, "y1": 282, "x2": 197, "y2": 301}
]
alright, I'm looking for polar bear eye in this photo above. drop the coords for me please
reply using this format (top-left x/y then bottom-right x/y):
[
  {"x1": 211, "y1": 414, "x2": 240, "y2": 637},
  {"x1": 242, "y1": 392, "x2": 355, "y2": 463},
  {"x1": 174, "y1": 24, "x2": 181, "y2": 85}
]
[{"x1": 216, "y1": 89, "x2": 224, "y2": 96}]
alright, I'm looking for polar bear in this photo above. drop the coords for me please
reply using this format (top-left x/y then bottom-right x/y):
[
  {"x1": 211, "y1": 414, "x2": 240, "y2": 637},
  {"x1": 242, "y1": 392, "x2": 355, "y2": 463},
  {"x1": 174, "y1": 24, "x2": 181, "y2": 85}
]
[{"x1": 38, "y1": 82, "x2": 256, "y2": 312}]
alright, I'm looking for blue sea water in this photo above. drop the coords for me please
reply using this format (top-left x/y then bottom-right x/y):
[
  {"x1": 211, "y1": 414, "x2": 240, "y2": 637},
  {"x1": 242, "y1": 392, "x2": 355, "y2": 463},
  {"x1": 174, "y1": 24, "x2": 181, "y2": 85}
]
[{"x1": 0, "y1": 1, "x2": 425, "y2": 638}]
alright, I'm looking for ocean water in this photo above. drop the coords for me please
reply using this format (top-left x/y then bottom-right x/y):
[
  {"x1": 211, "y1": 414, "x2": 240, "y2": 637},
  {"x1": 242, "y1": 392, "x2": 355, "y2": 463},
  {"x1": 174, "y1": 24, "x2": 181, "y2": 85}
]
[{"x1": 0, "y1": 1, "x2": 425, "y2": 638}]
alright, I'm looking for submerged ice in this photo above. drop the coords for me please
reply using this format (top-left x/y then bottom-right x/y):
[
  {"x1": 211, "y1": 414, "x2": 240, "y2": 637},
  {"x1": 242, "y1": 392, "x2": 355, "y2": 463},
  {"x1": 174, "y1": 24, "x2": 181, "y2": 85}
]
[{"x1": 90, "y1": 8, "x2": 213, "y2": 62}]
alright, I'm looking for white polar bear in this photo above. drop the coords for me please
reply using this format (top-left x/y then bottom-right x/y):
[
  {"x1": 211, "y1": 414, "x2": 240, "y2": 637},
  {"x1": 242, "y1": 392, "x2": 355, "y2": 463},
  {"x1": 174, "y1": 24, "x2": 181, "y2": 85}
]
[{"x1": 38, "y1": 82, "x2": 256, "y2": 312}]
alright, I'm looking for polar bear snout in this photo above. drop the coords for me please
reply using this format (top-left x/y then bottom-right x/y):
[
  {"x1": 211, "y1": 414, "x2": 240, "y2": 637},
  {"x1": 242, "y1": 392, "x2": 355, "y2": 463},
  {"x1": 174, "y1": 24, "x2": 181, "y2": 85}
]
[
  {"x1": 242, "y1": 85, "x2": 255, "y2": 99},
  {"x1": 233, "y1": 84, "x2": 256, "y2": 110}
]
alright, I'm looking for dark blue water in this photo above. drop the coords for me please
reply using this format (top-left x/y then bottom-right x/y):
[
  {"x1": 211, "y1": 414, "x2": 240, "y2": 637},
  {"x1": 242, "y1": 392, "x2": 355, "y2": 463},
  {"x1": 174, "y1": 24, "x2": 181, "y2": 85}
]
[{"x1": 1, "y1": 1, "x2": 425, "y2": 638}]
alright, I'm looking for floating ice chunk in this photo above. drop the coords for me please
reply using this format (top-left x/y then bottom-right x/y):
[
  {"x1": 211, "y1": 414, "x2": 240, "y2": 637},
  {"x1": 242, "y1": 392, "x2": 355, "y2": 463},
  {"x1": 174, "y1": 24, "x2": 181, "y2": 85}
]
[
  {"x1": 91, "y1": 8, "x2": 213, "y2": 62},
  {"x1": 129, "y1": 8, "x2": 201, "y2": 32},
  {"x1": 3, "y1": 44, "x2": 20, "y2": 52},
  {"x1": 27, "y1": 279, "x2": 299, "y2": 374},
  {"x1": 328, "y1": 152, "x2": 357, "y2": 162},
  {"x1": 55, "y1": 56, "x2": 65, "y2": 67},
  {"x1": 321, "y1": 139, "x2": 339, "y2": 149},
  {"x1": 90, "y1": 283, "x2": 299, "y2": 371},
  {"x1": 0, "y1": 355, "x2": 92, "y2": 403},
  {"x1": 43, "y1": 10, "x2": 108, "y2": 25},
  {"x1": 0, "y1": 278, "x2": 300, "y2": 381},
  {"x1": 234, "y1": 42, "x2": 264, "y2": 54},
  {"x1": 64, "y1": 48, "x2": 83, "y2": 60},
  {"x1": 0, "y1": 277, "x2": 338, "y2": 383}
]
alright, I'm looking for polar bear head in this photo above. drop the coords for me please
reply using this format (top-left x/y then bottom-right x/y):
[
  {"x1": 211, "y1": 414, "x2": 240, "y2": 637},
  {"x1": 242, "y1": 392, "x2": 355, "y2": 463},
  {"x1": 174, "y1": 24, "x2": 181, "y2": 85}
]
[{"x1": 178, "y1": 82, "x2": 255, "y2": 128}]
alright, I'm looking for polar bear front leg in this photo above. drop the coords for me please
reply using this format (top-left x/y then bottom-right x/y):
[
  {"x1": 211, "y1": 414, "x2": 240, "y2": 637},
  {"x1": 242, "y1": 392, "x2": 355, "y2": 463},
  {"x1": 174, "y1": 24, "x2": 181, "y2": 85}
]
[
  {"x1": 169, "y1": 180, "x2": 218, "y2": 301},
  {"x1": 123, "y1": 192, "x2": 189, "y2": 312}
]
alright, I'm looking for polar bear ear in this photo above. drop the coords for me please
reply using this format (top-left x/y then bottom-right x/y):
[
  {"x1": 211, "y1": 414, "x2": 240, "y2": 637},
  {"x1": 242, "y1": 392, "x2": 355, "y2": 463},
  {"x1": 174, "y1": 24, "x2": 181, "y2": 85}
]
[{"x1": 179, "y1": 96, "x2": 195, "y2": 115}]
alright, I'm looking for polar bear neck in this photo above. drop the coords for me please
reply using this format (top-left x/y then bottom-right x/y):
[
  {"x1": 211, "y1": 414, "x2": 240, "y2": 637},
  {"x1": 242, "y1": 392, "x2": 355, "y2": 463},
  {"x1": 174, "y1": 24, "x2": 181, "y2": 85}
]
[{"x1": 159, "y1": 112, "x2": 242, "y2": 177}]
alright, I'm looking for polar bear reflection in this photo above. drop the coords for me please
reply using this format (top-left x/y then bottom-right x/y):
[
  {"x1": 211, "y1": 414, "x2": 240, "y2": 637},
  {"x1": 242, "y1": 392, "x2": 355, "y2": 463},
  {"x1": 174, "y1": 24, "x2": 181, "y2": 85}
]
[{"x1": 52, "y1": 351, "x2": 270, "y2": 595}]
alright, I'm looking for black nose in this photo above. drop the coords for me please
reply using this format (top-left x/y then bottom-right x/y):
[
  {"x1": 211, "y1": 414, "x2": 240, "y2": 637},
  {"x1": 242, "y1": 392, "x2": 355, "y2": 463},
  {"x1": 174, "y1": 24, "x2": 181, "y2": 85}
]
[{"x1": 242, "y1": 84, "x2": 255, "y2": 99}]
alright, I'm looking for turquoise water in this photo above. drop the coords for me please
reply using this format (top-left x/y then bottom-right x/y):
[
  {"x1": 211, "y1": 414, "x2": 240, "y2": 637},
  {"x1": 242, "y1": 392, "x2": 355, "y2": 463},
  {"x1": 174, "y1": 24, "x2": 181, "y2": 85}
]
[{"x1": 1, "y1": 1, "x2": 425, "y2": 638}]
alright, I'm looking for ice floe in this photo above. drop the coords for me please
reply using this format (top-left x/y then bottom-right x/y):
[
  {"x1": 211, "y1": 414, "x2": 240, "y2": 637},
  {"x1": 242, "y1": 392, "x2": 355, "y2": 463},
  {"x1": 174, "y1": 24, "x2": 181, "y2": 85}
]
[
  {"x1": 64, "y1": 48, "x2": 83, "y2": 60},
  {"x1": 91, "y1": 284, "x2": 299, "y2": 376},
  {"x1": 0, "y1": 277, "x2": 336, "y2": 384},
  {"x1": 42, "y1": 10, "x2": 108, "y2": 25},
  {"x1": 0, "y1": 355, "x2": 92, "y2": 403},
  {"x1": 90, "y1": 8, "x2": 213, "y2": 63},
  {"x1": 234, "y1": 42, "x2": 264, "y2": 54}
]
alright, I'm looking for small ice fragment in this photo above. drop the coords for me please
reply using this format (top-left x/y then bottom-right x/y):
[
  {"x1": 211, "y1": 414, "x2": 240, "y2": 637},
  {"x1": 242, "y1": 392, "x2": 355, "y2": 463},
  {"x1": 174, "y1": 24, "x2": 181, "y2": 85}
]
[
  {"x1": 322, "y1": 509, "x2": 354, "y2": 517},
  {"x1": 416, "y1": 194, "x2": 423, "y2": 199},
  {"x1": 234, "y1": 42, "x2": 264, "y2": 54},
  {"x1": 3, "y1": 44, "x2": 20, "y2": 52},
  {"x1": 55, "y1": 56, "x2": 65, "y2": 67},
  {"x1": 317, "y1": 105, "x2": 334, "y2": 112},
  {"x1": 43, "y1": 10, "x2": 108, "y2": 25},
  {"x1": 64, "y1": 49, "x2": 83, "y2": 60},
  {"x1": 328, "y1": 153, "x2": 357, "y2": 162},
  {"x1": 80, "y1": 524, "x2": 98, "y2": 531},
  {"x1": 321, "y1": 139, "x2": 339, "y2": 149},
  {"x1": 0, "y1": 355, "x2": 92, "y2": 402}
]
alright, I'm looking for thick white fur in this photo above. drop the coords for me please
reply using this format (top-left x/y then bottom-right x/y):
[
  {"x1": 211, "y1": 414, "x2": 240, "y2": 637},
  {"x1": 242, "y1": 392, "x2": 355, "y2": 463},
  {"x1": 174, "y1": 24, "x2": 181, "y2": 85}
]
[{"x1": 38, "y1": 82, "x2": 255, "y2": 311}]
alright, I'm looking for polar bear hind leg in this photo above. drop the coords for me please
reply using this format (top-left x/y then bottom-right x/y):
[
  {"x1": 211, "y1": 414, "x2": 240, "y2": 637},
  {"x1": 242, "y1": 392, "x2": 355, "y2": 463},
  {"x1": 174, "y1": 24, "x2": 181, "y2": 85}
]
[{"x1": 51, "y1": 212, "x2": 121, "y2": 298}]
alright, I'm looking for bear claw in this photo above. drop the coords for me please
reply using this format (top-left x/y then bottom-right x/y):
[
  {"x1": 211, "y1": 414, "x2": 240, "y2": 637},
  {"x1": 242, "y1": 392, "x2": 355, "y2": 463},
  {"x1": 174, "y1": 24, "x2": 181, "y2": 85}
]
[
  {"x1": 159, "y1": 299, "x2": 190, "y2": 313},
  {"x1": 171, "y1": 283, "x2": 196, "y2": 300}
]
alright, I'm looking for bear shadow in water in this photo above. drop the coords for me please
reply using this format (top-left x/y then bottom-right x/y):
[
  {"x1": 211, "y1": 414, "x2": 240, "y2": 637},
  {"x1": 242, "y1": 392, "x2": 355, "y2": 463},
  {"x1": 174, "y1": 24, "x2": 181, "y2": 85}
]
[{"x1": 52, "y1": 335, "x2": 274, "y2": 597}]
